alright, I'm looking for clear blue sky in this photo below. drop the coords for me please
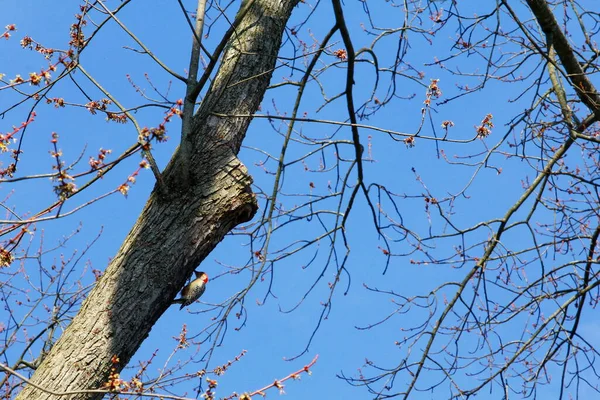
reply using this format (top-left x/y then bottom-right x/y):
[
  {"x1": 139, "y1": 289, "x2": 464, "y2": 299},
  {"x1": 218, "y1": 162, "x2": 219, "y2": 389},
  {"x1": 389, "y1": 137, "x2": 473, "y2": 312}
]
[{"x1": 2, "y1": 0, "x2": 598, "y2": 399}]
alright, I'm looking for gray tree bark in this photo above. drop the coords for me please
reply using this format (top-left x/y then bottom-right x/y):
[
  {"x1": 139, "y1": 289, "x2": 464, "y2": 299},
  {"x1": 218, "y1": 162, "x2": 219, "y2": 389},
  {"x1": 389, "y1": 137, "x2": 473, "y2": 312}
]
[{"x1": 16, "y1": 0, "x2": 297, "y2": 398}]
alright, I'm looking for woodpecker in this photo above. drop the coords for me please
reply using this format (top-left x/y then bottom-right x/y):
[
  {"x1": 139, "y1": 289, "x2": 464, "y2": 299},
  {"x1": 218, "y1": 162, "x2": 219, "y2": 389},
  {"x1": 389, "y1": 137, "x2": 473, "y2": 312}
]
[{"x1": 173, "y1": 271, "x2": 208, "y2": 310}]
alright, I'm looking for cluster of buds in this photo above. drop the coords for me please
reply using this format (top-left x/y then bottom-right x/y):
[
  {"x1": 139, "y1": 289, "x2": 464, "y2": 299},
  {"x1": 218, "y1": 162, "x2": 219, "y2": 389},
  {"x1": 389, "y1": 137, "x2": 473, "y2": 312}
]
[
  {"x1": 49, "y1": 132, "x2": 77, "y2": 199},
  {"x1": 476, "y1": 113, "x2": 493, "y2": 138},
  {"x1": 81, "y1": 99, "x2": 129, "y2": 123},
  {"x1": 175, "y1": 324, "x2": 188, "y2": 349},
  {"x1": 106, "y1": 112, "x2": 128, "y2": 123},
  {"x1": 20, "y1": 35, "x2": 55, "y2": 59},
  {"x1": 0, "y1": 113, "x2": 35, "y2": 152},
  {"x1": 117, "y1": 160, "x2": 149, "y2": 197},
  {"x1": 104, "y1": 355, "x2": 124, "y2": 392},
  {"x1": 0, "y1": 163, "x2": 16, "y2": 178},
  {"x1": 137, "y1": 100, "x2": 183, "y2": 149},
  {"x1": 9, "y1": 64, "x2": 55, "y2": 87},
  {"x1": 423, "y1": 78, "x2": 442, "y2": 110},
  {"x1": 7, "y1": 32, "x2": 62, "y2": 85},
  {"x1": 441, "y1": 120, "x2": 454, "y2": 130},
  {"x1": 1, "y1": 24, "x2": 16, "y2": 40},
  {"x1": 85, "y1": 99, "x2": 112, "y2": 115},
  {"x1": 103, "y1": 355, "x2": 144, "y2": 393},
  {"x1": 69, "y1": 9, "x2": 89, "y2": 49},
  {"x1": 47, "y1": 97, "x2": 65, "y2": 108},
  {"x1": 228, "y1": 355, "x2": 317, "y2": 399},
  {"x1": 89, "y1": 148, "x2": 112, "y2": 171},
  {"x1": 52, "y1": 170, "x2": 77, "y2": 200},
  {"x1": 333, "y1": 48, "x2": 347, "y2": 60},
  {"x1": 202, "y1": 378, "x2": 218, "y2": 400},
  {"x1": 0, "y1": 114, "x2": 33, "y2": 177},
  {"x1": 0, "y1": 247, "x2": 13, "y2": 267},
  {"x1": 213, "y1": 350, "x2": 247, "y2": 376}
]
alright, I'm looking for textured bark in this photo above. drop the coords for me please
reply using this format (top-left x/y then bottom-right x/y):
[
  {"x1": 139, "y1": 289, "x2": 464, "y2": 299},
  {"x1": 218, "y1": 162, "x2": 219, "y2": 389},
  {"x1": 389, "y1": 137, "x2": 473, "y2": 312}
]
[
  {"x1": 16, "y1": 0, "x2": 297, "y2": 399},
  {"x1": 526, "y1": 0, "x2": 600, "y2": 111}
]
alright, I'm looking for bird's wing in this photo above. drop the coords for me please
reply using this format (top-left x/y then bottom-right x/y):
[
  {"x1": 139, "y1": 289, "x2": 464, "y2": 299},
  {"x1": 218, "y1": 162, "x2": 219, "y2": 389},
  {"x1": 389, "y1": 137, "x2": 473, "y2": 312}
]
[{"x1": 180, "y1": 284, "x2": 190, "y2": 297}]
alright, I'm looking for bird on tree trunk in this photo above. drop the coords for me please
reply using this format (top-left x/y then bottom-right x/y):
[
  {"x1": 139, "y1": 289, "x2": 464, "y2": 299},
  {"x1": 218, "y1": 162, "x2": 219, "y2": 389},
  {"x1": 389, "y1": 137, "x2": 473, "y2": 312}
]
[{"x1": 173, "y1": 271, "x2": 208, "y2": 310}]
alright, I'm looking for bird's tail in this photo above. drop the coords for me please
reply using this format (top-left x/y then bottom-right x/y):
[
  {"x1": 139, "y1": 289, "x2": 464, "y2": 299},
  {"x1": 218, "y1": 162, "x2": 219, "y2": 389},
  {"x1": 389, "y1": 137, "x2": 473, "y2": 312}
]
[{"x1": 172, "y1": 298, "x2": 186, "y2": 310}]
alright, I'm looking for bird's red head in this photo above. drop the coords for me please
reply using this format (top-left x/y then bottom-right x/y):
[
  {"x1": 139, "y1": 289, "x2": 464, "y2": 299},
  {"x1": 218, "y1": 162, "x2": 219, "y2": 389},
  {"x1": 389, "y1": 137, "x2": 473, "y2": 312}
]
[{"x1": 195, "y1": 271, "x2": 209, "y2": 283}]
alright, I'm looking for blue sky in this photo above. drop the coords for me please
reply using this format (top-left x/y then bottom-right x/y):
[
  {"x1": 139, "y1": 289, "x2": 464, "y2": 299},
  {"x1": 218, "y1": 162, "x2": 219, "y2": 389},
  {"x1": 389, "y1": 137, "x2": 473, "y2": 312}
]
[{"x1": 2, "y1": 0, "x2": 599, "y2": 399}]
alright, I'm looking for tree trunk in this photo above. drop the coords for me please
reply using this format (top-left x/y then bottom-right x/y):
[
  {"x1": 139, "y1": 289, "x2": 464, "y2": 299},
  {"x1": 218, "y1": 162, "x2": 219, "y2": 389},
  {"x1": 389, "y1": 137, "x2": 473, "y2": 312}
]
[{"x1": 16, "y1": 0, "x2": 297, "y2": 398}]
